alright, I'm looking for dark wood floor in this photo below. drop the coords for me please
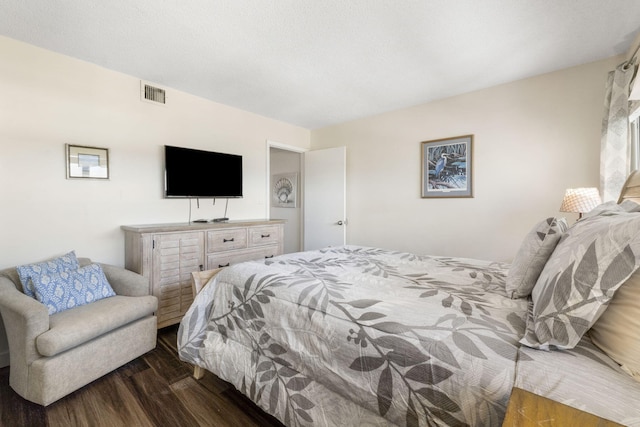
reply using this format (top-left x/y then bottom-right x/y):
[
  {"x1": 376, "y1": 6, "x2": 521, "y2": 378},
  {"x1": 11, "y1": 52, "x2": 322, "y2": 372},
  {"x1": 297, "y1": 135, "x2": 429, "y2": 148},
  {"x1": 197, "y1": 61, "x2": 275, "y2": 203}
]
[{"x1": 0, "y1": 325, "x2": 285, "y2": 427}]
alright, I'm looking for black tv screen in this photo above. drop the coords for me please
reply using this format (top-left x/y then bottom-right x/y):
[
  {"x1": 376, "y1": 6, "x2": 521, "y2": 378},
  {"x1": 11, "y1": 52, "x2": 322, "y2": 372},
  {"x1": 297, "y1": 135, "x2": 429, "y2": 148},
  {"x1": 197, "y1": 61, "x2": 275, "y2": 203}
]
[{"x1": 164, "y1": 145, "x2": 243, "y2": 198}]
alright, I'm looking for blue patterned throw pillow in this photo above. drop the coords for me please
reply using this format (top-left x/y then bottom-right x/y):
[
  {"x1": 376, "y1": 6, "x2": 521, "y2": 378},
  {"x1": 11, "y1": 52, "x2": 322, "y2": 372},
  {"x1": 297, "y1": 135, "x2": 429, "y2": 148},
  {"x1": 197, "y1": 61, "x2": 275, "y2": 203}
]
[
  {"x1": 32, "y1": 263, "x2": 116, "y2": 315},
  {"x1": 16, "y1": 251, "x2": 79, "y2": 298}
]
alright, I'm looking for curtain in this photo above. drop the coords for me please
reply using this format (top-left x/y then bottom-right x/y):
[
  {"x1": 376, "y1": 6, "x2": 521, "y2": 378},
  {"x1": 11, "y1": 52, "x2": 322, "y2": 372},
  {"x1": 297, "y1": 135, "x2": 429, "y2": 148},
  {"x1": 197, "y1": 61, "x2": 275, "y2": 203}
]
[{"x1": 600, "y1": 63, "x2": 634, "y2": 202}]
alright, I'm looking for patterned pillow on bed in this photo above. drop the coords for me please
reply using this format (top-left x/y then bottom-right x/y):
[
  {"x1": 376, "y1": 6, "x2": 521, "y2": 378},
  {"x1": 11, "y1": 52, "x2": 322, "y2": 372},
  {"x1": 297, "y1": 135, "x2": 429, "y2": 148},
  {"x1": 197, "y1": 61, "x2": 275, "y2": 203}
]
[
  {"x1": 520, "y1": 212, "x2": 640, "y2": 350},
  {"x1": 581, "y1": 200, "x2": 640, "y2": 219},
  {"x1": 506, "y1": 217, "x2": 568, "y2": 299}
]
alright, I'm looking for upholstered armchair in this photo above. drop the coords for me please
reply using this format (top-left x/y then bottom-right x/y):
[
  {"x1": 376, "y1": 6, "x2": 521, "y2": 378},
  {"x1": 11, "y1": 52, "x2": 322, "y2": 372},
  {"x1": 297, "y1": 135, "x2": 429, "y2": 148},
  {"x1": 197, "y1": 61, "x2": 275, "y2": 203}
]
[{"x1": 0, "y1": 256, "x2": 157, "y2": 406}]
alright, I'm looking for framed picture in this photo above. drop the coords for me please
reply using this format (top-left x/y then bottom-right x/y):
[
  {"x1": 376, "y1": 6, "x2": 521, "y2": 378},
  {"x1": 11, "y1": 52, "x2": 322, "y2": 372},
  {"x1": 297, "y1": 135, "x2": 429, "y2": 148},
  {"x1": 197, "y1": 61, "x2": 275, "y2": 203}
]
[
  {"x1": 272, "y1": 173, "x2": 298, "y2": 208},
  {"x1": 66, "y1": 144, "x2": 109, "y2": 179},
  {"x1": 421, "y1": 135, "x2": 473, "y2": 198}
]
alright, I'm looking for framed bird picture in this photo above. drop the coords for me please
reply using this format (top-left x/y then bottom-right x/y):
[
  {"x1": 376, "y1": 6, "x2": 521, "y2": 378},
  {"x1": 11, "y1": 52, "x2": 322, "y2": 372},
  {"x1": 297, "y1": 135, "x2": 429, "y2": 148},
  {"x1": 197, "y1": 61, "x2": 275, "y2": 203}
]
[{"x1": 421, "y1": 135, "x2": 473, "y2": 198}]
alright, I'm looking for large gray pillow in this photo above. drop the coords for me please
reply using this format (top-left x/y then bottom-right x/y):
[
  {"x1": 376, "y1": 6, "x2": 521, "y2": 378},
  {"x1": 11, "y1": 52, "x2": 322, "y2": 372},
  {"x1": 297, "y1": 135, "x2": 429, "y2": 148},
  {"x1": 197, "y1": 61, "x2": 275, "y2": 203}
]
[
  {"x1": 581, "y1": 200, "x2": 640, "y2": 219},
  {"x1": 506, "y1": 217, "x2": 568, "y2": 299},
  {"x1": 520, "y1": 212, "x2": 640, "y2": 350}
]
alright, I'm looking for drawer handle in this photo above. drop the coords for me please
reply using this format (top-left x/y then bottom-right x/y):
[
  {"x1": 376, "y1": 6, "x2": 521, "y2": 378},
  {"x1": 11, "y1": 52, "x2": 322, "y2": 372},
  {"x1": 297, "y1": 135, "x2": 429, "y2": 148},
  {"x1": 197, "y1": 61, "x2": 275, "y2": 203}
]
[
  {"x1": 261, "y1": 234, "x2": 270, "y2": 238},
  {"x1": 265, "y1": 255, "x2": 274, "y2": 259},
  {"x1": 223, "y1": 238, "x2": 234, "y2": 243},
  {"x1": 218, "y1": 263, "x2": 230, "y2": 268}
]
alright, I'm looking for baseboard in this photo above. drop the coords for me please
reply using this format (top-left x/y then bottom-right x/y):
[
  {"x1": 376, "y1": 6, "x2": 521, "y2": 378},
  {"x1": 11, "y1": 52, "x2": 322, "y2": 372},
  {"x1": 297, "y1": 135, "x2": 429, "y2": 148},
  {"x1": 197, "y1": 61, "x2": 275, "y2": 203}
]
[{"x1": 0, "y1": 350, "x2": 9, "y2": 368}]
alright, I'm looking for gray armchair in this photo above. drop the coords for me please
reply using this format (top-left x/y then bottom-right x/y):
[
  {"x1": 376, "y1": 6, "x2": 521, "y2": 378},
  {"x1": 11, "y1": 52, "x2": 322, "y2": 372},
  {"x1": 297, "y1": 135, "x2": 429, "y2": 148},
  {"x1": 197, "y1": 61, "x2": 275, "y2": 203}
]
[{"x1": 0, "y1": 257, "x2": 157, "y2": 406}]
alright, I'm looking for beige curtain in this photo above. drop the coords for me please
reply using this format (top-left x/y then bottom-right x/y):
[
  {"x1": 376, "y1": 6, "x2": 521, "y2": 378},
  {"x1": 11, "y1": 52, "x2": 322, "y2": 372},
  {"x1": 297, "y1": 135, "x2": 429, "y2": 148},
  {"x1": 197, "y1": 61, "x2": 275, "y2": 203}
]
[{"x1": 600, "y1": 63, "x2": 634, "y2": 202}]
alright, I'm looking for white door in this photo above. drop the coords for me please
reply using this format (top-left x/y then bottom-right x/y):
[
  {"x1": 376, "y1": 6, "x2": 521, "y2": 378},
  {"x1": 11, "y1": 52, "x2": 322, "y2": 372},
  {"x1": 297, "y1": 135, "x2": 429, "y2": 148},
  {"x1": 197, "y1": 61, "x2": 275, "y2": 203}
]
[{"x1": 303, "y1": 147, "x2": 346, "y2": 250}]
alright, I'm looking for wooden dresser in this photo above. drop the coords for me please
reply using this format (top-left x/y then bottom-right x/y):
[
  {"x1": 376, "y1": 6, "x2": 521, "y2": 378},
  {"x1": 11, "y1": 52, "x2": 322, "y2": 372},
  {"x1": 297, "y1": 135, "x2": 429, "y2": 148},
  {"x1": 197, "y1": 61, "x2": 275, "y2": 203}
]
[{"x1": 122, "y1": 219, "x2": 284, "y2": 328}]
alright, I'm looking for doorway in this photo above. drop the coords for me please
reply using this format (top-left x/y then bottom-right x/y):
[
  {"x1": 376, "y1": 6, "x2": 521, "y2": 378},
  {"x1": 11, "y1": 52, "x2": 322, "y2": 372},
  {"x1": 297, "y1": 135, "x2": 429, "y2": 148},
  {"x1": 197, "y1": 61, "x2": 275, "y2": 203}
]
[
  {"x1": 268, "y1": 144, "x2": 303, "y2": 254},
  {"x1": 267, "y1": 142, "x2": 347, "y2": 254}
]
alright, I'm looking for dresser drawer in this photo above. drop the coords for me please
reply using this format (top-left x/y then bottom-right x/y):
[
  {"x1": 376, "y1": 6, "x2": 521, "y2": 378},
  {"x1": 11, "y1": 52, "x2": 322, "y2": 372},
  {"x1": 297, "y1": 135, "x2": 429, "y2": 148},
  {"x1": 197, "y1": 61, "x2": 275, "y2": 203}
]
[
  {"x1": 207, "y1": 228, "x2": 247, "y2": 252},
  {"x1": 207, "y1": 246, "x2": 279, "y2": 269},
  {"x1": 249, "y1": 226, "x2": 281, "y2": 247}
]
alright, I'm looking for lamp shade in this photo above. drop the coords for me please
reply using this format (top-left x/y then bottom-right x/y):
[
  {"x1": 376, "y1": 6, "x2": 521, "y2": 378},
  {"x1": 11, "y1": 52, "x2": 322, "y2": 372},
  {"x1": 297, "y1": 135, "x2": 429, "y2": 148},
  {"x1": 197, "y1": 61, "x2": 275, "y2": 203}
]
[{"x1": 559, "y1": 188, "x2": 602, "y2": 214}]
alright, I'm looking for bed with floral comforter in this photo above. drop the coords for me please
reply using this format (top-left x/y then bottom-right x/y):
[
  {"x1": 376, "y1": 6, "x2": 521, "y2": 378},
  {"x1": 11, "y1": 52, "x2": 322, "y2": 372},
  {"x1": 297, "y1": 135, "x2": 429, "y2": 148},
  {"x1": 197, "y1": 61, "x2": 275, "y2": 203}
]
[{"x1": 178, "y1": 246, "x2": 532, "y2": 426}]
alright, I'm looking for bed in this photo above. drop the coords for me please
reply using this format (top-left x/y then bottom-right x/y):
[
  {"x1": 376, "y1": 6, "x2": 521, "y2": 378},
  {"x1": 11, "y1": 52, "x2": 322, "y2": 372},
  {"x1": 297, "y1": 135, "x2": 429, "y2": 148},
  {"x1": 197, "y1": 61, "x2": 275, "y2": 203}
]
[{"x1": 178, "y1": 175, "x2": 640, "y2": 426}]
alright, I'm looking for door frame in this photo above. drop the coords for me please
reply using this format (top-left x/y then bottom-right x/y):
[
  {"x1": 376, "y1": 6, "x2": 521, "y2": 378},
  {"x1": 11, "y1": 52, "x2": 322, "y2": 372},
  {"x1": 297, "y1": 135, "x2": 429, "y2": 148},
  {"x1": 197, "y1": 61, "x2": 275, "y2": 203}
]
[{"x1": 266, "y1": 140, "x2": 308, "y2": 252}]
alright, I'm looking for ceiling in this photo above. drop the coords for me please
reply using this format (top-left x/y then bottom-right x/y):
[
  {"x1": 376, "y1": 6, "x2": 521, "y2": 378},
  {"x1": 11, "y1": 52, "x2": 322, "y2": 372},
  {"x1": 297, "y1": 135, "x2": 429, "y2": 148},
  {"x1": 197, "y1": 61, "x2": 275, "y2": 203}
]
[{"x1": 1, "y1": 1, "x2": 640, "y2": 129}]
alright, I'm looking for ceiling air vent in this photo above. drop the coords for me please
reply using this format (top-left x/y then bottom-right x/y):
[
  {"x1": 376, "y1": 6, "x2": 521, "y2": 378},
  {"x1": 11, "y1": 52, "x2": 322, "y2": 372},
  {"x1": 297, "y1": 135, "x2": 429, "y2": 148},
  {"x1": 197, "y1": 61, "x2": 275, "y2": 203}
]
[{"x1": 140, "y1": 81, "x2": 166, "y2": 105}]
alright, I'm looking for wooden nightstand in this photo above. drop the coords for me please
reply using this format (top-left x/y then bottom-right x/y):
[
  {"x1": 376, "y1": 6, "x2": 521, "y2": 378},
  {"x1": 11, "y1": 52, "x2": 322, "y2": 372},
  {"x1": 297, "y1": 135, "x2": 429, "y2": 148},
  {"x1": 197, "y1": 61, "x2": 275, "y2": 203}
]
[{"x1": 503, "y1": 387, "x2": 624, "y2": 427}]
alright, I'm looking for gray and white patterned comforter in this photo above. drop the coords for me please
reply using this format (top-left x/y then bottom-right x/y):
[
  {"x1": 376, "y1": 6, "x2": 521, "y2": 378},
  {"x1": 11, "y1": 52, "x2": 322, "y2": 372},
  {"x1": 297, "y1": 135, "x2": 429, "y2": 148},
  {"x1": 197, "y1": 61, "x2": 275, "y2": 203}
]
[{"x1": 178, "y1": 246, "x2": 531, "y2": 426}]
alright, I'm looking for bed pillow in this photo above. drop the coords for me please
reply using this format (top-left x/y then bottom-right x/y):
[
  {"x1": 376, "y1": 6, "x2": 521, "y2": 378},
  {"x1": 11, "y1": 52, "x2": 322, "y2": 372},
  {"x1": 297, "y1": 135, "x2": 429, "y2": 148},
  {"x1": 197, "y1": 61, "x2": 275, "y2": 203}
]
[
  {"x1": 506, "y1": 217, "x2": 568, "y2": 299},
  {"x1": 32, "y1": 263, "x2": 116, "y2": 315},
  {"x1": 16, "y1": 251, "x2": 79, "y2": 298},
  {"x1": 520, "y1": 212, "x2": 640, "y2": 350},
  {"x1": 581, "y1": 200, "x2": 640, "y2": 219},
  {"x1": 590, "y1": 269, "x2": 640, "y2": 382}
]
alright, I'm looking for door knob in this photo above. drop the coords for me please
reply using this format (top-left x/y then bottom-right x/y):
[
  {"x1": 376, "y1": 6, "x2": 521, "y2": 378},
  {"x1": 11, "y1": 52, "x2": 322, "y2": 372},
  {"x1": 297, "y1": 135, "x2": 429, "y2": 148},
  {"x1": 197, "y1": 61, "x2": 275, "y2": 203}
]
[{"x1": 336, "y1": 220, "x2": 344, "y2": 226}]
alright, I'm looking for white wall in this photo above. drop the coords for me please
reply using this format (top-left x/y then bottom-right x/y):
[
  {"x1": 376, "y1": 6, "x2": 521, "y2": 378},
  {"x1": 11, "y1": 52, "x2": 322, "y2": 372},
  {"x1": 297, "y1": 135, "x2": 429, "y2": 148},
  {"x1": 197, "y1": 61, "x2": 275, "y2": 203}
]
[
  {"x1": 311, "y1": 56, "x2": 620, "y2": 262},
  {"x1": 0, "y1": 36, "x2": 310, "y2": 269},
  {"x1": 0, "y1": 36, "x2": 310, "y2": 367},
  {"x1": 0, "y1": 35, "x2": 617, "y2": 267}
]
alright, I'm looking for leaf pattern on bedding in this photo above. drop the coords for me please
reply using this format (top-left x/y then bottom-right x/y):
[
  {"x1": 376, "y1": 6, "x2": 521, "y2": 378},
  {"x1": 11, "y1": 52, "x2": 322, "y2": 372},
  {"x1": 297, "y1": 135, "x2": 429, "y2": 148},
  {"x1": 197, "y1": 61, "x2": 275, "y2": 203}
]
[
  {"x1": 525, "y1": 242, "x2": 636, "y2": 349},
  {"x1": 208, "y1": 272, "x2": 318, "y2": 426},
  {"x1": 521, "y1": 212, "x2": 640, "y2": 351},
  {"x1": 332, "y1": 298, "x2": 464, "y2": 423},
  {"x1": 178, "y1": 246, "x2": 530, "y2": 427},
  {"x1": 248, "y1": 341, "x2": 317, "y2": 426}
]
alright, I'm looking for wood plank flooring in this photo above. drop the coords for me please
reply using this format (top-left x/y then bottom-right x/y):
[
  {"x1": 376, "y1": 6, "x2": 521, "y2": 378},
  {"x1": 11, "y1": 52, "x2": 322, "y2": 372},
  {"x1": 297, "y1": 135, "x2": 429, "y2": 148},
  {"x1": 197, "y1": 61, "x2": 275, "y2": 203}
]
[{"x1": 0, "y1": 325, "x2": 285, "y2": 427}]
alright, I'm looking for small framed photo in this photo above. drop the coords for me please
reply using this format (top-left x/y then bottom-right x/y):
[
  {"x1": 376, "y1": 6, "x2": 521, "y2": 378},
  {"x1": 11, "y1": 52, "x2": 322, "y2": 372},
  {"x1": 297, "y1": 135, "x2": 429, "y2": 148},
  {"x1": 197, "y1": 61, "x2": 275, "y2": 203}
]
[
  {"x1": 421, "y1": 135, "x2": 473, "y2": 198},
  {"x1": 66, "y1": 144, "x2": 109, "y2": 179},
  {"x1": 272, "y1": 173, "x2": 298, "y2": 208}
]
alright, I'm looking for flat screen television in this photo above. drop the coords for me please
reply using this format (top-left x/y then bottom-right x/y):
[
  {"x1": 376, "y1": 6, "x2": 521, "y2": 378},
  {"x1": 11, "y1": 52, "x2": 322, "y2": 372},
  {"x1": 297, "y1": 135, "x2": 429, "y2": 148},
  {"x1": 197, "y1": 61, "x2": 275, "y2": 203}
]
[{"x1": 164, "y1": 145, "x2": 243, "y2": 198}]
